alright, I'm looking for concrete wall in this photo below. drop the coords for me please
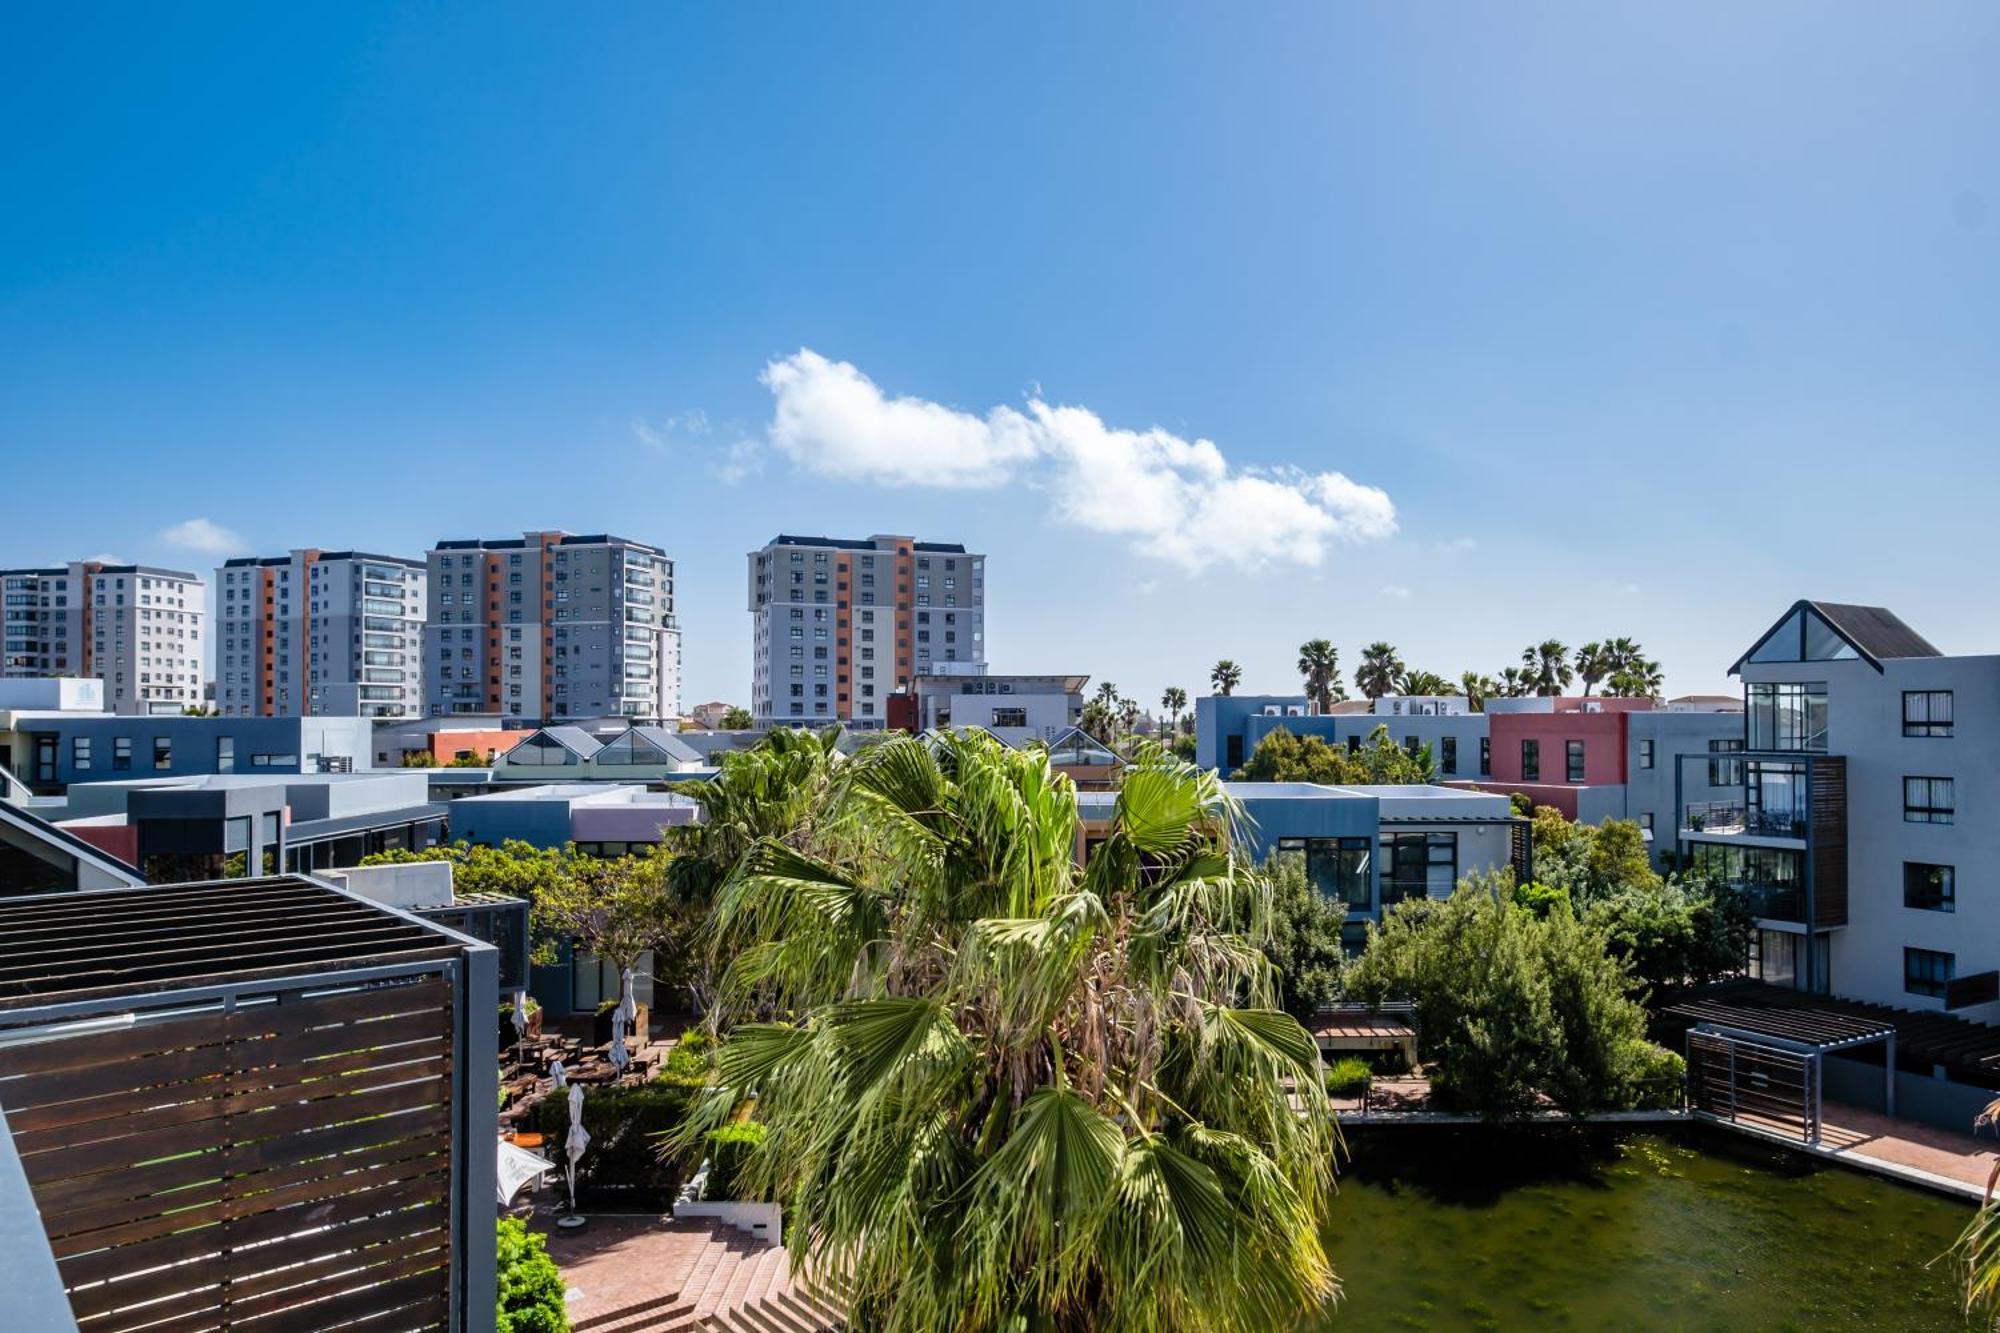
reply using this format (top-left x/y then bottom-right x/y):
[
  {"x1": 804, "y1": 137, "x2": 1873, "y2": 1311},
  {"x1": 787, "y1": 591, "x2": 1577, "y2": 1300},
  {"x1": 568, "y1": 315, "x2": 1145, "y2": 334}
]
[
  {"x1": 1823, "y1": 1054, "x2": 1996, "y2": 1135},
  {"x1": 323, "y1": 859, "x2": 455, "y2": 909}
]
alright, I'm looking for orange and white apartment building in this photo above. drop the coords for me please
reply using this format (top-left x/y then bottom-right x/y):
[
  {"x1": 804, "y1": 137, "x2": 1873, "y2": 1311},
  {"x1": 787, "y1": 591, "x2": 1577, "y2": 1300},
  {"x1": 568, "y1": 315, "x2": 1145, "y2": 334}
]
[
  {"x1": 748, "y1": 533, "x2": 985, "y2": 726},
  {"x1": 425, "y1": 531, "x2": 681, "y2": 723},
  {"x1": 216, "y1": 549, "x2": 426, "y2": 718}
]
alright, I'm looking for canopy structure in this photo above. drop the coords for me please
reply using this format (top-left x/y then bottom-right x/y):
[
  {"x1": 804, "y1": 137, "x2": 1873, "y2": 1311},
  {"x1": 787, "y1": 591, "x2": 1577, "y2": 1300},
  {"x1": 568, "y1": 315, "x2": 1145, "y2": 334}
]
[{"x1": 1667, "y1": 987, "x2": 1900, "y2": 1139}]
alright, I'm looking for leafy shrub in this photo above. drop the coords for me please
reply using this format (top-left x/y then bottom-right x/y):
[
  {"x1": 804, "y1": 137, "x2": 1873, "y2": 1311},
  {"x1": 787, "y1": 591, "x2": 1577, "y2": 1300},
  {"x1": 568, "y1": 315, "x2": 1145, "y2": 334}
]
[
  {"x1": 533, "y1": 1080, "x2": 697, "y2": 1204},
  {"x1": 1323, "y1": 1057, "x2": 1373, "y2": 1098},
  {"x1": 496, "y1": 1217, "x2": 569, "y2": 1333},
  {"x1": 703, "y1": 1121, "x2": 768, "y2": 1200},
  {"x1": 1621, "y1": 1042, "x2": 1687, "y2": 1110}
]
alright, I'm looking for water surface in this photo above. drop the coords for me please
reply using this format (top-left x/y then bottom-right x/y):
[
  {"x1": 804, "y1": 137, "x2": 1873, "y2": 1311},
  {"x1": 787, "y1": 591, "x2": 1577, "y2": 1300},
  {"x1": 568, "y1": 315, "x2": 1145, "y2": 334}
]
[{"x1": 1316, "y1": 1126, "x2": 1975, "y2": 1331}]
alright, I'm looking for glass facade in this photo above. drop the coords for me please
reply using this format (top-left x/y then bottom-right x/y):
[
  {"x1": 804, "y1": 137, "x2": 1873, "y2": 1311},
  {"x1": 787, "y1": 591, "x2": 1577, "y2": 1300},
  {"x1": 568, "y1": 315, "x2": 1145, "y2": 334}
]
[
  {"x1": 1279, "y1": 837, "x2": 1372, "y2": 908},
  {"x1": 1747, "y1": 682, "x2": 1828, "y2": 752},
  {"x1": 1687, "y1": 841, "x2": 1805, "y2": 921},
  {"x1": 1381, "y1": 832, "x2": 1456, "y2": 907}
]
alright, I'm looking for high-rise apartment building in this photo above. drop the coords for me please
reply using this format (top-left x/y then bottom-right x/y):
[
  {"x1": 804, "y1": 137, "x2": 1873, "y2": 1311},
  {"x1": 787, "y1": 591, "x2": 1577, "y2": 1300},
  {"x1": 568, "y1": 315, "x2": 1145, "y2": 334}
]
[
  {"x1": 215, "y1": 550, "x2": 426, "y2": 718},
  {"x1": 0, "y1": 561, "x2": 204, "y2": 715},
  {"x1": 424, "y1": 531, "x2": 681, "y2": 722},
  {"x1": 747, "y1": 534, "x2": 986, "y2": 725}
]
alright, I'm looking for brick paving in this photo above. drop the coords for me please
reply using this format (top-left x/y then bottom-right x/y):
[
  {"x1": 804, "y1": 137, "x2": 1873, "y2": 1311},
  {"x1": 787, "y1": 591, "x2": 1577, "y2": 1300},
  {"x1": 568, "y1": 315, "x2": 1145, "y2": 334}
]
[{"x1": 1817, "y1": 1101, "x2": 2000, "y2": 1194}]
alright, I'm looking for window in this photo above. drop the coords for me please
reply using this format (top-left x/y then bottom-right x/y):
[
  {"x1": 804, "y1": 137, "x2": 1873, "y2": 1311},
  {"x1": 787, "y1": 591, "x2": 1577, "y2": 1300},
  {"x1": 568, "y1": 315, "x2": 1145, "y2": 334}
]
[
  {"x1": 153, "y1": 736, "x2": 172, "y2": 770},
  {"x1": 1382, "y1": 832, "x2": 1456, "y2": 906},
  {"x1": 1479, "y1": 736, "x2": 1490, "y2": 776},
  {"x1": 1292, "y1": 836, "x2": 1372, "y2": 909},
  {"x1": 1521, "y1": 739, "x2": 1540, "y2": 781},
  {"x1": 113, "y1": 737, "x2": 131, "y2": 771},
  {"x1": 992, "y1": 707, "x2": 1028, "y2": 728},
  {"x1": 1903, "y1": 691, "x2": 1953, "y2": 738},
  {"x1": 1747, "y1": 682, "x2": 1828, "y2": 752},
  {"x1": 1905, "y1": 947, "x2": 1954, "y2": 999},
  {"x1": 1566, "y1": 739, "x2": 1585, "y2": 783},
  {"x1": 1904, "y1": 863, "x2": 1955, "y2": 913},
  {"x1": 1440, "y1": 736, "x2": 1457, "y2": 776},
  {"x1": 216, "y1": 737, "x2": 235, "y2": 774},
  {"x1": 1638, "y1": 739, "x2": 1654, "y2": 770},
  {"x1": 71, "y1": 737, "x2": 91, "y2": 771},
  {"x1": 1904, "y1": 777, "x2": 1955, "y2": 824},
  {"x1": 1638, "y1": 812, "x2": 1654, "y2": 833},
  {"x1": 1708, "y1": 739, "x2": 1745, "y2": 787}
]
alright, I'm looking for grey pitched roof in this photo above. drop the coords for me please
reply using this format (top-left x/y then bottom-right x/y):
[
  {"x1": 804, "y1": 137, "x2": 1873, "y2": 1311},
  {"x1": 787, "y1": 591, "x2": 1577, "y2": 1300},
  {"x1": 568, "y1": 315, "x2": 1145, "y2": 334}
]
[
  {"x1": 1807, "y1": 602, "x2": 1941, "y2": 661},
  {"x1": 627, "y1": 726, "x2": 702, "y2": 765},
  {"x1": 1730, "y1": 600, "x2": 1942, "y2": 675}
]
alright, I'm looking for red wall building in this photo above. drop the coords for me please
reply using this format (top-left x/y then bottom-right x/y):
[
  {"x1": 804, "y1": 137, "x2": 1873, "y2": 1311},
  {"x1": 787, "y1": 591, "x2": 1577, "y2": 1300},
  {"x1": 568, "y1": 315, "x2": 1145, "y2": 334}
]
[{"x1": 1483, "y1": 701, "x2": 1648, "y2": 818}]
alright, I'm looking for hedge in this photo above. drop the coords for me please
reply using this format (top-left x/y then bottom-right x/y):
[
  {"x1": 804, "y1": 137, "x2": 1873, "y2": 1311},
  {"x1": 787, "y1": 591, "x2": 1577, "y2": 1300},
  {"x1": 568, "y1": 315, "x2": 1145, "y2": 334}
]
[
  {"x1": 703, "y1": 1121, "x2": 767, "y2": 1201},
  {"x1": 497, "y1": 1218, "x2": 568, "y2": 1333}
]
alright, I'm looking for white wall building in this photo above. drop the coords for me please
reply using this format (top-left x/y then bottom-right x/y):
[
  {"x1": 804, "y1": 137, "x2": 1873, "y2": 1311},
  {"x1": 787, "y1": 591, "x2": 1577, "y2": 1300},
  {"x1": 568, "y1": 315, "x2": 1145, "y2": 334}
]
[
  {"x1": 1682, "y1": 600, "x2": 2000, "y2": 1023},
  {"x1": 1, "y1": 562, "x2": 204, "y2": 715}
]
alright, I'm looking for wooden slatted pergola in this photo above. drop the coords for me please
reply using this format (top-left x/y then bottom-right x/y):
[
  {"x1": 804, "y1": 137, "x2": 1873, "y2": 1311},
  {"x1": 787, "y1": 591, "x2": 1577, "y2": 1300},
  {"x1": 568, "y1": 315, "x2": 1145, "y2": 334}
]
[{"x1": 0, "y1": 875, "x2": 497, "y2": 1332}]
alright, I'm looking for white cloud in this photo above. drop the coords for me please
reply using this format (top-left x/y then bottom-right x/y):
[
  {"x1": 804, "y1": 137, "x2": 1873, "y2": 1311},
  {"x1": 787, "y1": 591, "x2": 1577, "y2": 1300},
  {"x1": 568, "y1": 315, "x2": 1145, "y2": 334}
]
[
  {"x1": 758, "y1": 349, "x2": 1397, "y2": 572},
  {"x1": 1380, "y1": 584, "x2": 1412, "y2": 599},
  {"x1": 160, "y1": 517, "x2": 244, "y2": 556},
  {"x1": 1436, "y1": 536, "x2": 1477, "y2": 554},
  {"x1": 713, "y1": 438, "x2": 765, "y2": 485}
]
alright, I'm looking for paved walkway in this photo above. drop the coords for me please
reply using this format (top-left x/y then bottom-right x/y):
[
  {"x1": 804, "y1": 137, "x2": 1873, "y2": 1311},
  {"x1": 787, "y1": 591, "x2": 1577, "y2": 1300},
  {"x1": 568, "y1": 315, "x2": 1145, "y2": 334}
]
[{"x1": 1714, "y1": 1100, "x2": 2000, "y2": 1200}]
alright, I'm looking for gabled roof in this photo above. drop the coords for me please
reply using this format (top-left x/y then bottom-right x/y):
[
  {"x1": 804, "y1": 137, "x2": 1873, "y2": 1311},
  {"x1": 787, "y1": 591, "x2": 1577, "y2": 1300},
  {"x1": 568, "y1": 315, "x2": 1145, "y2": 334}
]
[
  {"x1": 1729, "y1": 600, "x2": 1942, "y2": 675},
  {"x1": 596, "y1": 725, "x2": 702, "y2": 767},
  {"x1": 0, "y1": 800, "x2": 146, "y2": 891},
  {"x1": 500, "y1": 725, "x2": 604, "y2": 761},
  {"x1": 1041, "y1": 726, "x2": 1123, "y2": 768}
]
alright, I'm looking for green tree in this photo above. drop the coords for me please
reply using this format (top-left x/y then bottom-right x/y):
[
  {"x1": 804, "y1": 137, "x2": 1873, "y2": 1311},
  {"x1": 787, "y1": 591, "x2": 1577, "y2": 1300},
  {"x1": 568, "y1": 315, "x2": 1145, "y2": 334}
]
[
  {"x1": 1585, "y1": 880, "x2": 1751, "y2": 996},
  {"x1": 1210, "y1": 659, "x2": 1243, "y2": 696},
  {"x1": 535, "y1": 846, "x2": 685, "y2": 1013},
  {"x1": 1346, "y1": 874, "x2": 1664, "y2": 1116},
  {"x1": 1296, "y1": 639, "x2": 1344, "y2": 714},
  {"x1": 1396, "y1": 669, "x2": 1453, "y2": 698},
  {"x1": 1233, "y1": 724, "x2": 1431, "y2": 785},
  {"x1": 1161, "y1": 685, "x2": 1189, "y2": 738},
  {"x1": 1497, "y1": 666, "x2": 1534, "y2": 698},
  {"x1": 1458, "y1": 672, "x2": 1500, "y2": 711},
  {"x1": 1573, "y1": 641, "x2": 1614, "y2": 696},
  {"x1": 1521, "y1": 640, "x2": 1575, "y2": 696},
  {"x1": 719, "y1": 705, "x2": 755, "y2": 730},
  {"x1": 677, "y1": 733, "x2": 1340, "y2": 1330},
  {"x1": 1350, "y1": 723, "x2": 1433, "y2": 783},
  {"x1": 1079, "y1": 698, "x2": 1116, "y2": 744},
  {"x1": 665, "y1": 725, "x2": 840, "y2": 908},
  {"x1": 400, "y1": 750, "x2": 439, "y2": 768},
  {"x1": 496, "y1": 1217, "x2": 569, "y2": 1332},
  {"x1": 362, "y1": 839, "x2": 577, "y2": 910},
  {"x1": 1260, "y1": 852, "x2": 1347, "y2": 1021},
  {"x1": 1355, "y1": 642, "x2": 1404, "y2": 699}
]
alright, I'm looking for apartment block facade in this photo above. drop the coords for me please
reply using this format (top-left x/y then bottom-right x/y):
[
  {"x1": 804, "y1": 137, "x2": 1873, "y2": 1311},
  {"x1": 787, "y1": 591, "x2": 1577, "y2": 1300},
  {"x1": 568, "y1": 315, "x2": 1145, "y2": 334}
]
[
  {"x1": 1, "y1": 561, "x2": 204, "y2": 715},
  {"x1": 426, "y1": 531, "x2": 681, "y2": 722},
  {"x1": 1678, "y1": 600, "x2": 2000, "y2": 1023},
  {"x1": 215, "y1": 550, "x2": 426, "y2": 718},
  {"x1": 747, "y1": 534, "x2": 985, "y2": 725}
]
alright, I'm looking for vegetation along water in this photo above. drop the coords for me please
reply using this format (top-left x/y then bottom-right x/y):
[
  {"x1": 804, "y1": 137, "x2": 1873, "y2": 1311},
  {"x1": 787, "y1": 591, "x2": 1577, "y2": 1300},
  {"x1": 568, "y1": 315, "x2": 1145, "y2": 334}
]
[{"x1": 1314, "y1": 1126, "x2": 1975, "y2": 1331}]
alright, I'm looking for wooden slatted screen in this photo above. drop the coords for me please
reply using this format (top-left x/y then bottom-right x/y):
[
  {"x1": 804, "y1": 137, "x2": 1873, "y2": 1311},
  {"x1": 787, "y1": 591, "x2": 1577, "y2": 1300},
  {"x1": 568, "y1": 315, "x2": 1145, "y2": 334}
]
[
  {"x1": 0, "y1": 973, "x2": 455, "y2": 1332},
  {"x1": 1687, "y1": 1029, "x2": 1817, "y2": 1142}
]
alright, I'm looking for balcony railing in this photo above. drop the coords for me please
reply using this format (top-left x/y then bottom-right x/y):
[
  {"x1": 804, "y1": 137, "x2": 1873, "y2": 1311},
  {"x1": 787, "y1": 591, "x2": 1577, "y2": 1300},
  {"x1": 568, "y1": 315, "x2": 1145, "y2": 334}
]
[{"x1": 1682, "y1": 800, "x2": 1809, "y2": 841}]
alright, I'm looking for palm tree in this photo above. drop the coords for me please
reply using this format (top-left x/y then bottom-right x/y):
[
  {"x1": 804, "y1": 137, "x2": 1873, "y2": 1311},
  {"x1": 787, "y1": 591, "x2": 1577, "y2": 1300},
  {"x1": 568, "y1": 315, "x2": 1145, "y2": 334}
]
[
  {"x1": 1296, "y1": 639, "x2": 1343, "y2": 714},
  {"x1": 1116, "y1": 695, "x2": 1142, "y2": 741},
  {"x1": 1397, "y1": 669, "x2": 1453, "y2": 698},
  {"x1": 1079, "y1": 698, "x2": 1117, "y2": 744},
  {"x1": 1606, "y1": 659, "x2": 1665, "y2": 701},
  {"x1": 1161, "y1": 685, "x2": 1189, "y2": 736},
  {"x1": 1355, "y1": 642, "x2": 1404, "y2": 700},
  {"x1": 681, "y1": 733, "x2": 1341, "y2": 1329},
  {"x1": 1459, "y1": 671, "x2": 1500, "y2": 711},
  {"x1": 1210, "y1": 659, "x2": 1243, "y2": 696},
  {"x1": 1521, "y1": 640, "x2": 1574, "y2": 696},
  {"x1": 1094, "y1": 680, "x2": 1121, "y2": 709},
  {"x1": 1498, "y1": 666, "x2": 1534, "y2": 698},
  {"x1": 1573, "y1": 641, "x2": 1615, "y2": 696}
]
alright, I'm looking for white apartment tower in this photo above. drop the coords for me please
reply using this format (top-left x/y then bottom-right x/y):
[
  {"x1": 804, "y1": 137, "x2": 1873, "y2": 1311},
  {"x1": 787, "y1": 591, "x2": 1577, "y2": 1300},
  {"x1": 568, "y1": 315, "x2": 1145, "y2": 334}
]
[
  {"x1": 215, "y1": 550, "x2": 427, "y2": 718},
  {"x1": 747, "y1": 534, "x2": 986, "y2": 725},
  {"x1": 425, "y1": 531, "x2": 681, "y2": 722},
  {"x1": 0, "y1": 561, "x2": 205, "y2": 715}
]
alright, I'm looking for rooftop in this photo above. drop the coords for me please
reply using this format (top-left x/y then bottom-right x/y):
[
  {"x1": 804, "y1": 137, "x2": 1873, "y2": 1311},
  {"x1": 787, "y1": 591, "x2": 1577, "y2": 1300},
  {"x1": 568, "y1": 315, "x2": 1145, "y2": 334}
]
[{"x1": 0, "y1": 876, "x2": 465, "y2": 1012}]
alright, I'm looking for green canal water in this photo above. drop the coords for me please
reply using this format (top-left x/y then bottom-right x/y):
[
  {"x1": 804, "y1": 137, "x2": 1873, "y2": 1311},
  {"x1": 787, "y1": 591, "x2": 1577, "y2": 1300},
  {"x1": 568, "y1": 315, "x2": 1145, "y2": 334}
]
[{"x1": 1314, "y1": 1126, "x2": 1976, "y2": 1331}]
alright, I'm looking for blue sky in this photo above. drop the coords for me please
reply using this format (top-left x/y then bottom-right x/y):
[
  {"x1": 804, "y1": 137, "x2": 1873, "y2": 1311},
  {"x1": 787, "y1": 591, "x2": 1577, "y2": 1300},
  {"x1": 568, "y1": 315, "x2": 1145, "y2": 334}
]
[{"x1": 4, "y1": 4, "x2": 1997, "y2": 707}]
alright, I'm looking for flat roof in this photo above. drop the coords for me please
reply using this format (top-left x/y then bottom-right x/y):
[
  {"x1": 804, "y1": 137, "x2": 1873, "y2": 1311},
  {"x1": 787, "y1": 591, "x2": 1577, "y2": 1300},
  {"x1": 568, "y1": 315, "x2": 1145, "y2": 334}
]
[{"x1": 0, "y1": 876, "x2": 465, "y2": 1012}]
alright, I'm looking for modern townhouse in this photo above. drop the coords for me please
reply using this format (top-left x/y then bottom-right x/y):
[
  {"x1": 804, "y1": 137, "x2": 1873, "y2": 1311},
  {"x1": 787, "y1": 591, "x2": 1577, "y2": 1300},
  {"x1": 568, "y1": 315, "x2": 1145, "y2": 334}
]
[
  {"x1": 2, "y1": 561, "x2": 204, "y2": 714},
  {"x1": 1197, "y1": 694, "x2": 1492, "y2": 781},
  {"x1": 1676, "y1": 600, "x2": 2000, "y2": 1023},
  {"x1": 216, "y1": 549, "x2": 426, "y2": 718},
  {"x1": 426, "y1": 531, "x2": 682, "y2": 723},
  {"x1": 897, "y1": 668, "x2": 1086, "y2": 743},
  {"x1": 747, "y1": 533, "x2": 985, "y2": 726},
  {"x1": 6, "y1": 713, "x2": 373, "y2": 793}
]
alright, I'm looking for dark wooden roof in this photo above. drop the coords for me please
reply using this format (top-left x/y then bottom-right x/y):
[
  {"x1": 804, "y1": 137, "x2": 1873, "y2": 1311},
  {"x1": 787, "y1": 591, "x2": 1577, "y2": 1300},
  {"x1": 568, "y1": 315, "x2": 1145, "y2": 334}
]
[
  {"x1": 0, "y1": 876, "x2": 464, "y2": 1014},
  {"x1": 1808, "y1": 602, "x2": 1942, "y2": 661},
  {"x1": 1666, "y1": 984, "x2": 2000, "y2": 1084}
]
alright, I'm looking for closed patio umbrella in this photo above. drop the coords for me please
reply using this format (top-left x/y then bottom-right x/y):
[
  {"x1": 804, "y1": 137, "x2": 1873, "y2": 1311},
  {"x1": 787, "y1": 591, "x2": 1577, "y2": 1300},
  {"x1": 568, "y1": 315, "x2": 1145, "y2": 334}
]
[
  {"x1": 561, "y1": 1084, "x2": 589, "y2": 1223},
  {"x1": 549, "y1": 1057, "x2": 566, "y2": 1089},
  {"x1": 608, "y1": 1027, "x2": 630, "y2": 1078}
]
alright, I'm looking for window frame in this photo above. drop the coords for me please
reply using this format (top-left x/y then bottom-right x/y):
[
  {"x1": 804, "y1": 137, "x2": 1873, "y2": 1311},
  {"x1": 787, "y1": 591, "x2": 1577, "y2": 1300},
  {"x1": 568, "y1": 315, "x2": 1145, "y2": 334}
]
[
  {"x1": 1904, "y1": 776, "x2": 1955, "y2": 825},
  {"x1": 1902, "y1": 690, "x2": 1954, "y2": 739},
  {"x1": 1904, "y1": 947, "x2": 1954, "y2": 999},
  {"x1": 1520, "y1": 738, "x2": 1540, "y2": 782},
  {"x1": 1903, "y1": 862, "x2": 1955, "y2": 913},
  {"x1": 1565, "y1": 739, "x2": 1586, "y2": 783}
]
